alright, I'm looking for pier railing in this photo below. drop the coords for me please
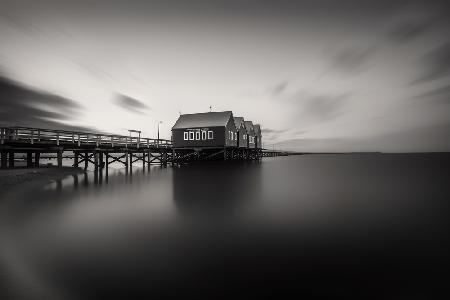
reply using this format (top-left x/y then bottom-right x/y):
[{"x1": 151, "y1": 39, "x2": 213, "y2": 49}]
[{"x1": 0, "y1": 126, "x2": 172, "y2": 149}]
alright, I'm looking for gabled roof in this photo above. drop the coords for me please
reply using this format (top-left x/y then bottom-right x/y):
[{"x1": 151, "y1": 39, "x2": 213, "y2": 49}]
[
  {"x1": 234, "y1": 117, "x2": 245, "y2": 129},
  {"x1": 172, "y1": 111, "x2": 233, "y2": 129},
  {"x1": 244, "y1": 121, "x2": 254, "y2": 134},
  {"x1": 253, "y1": 124, "x2": 261, "y2": 136}
]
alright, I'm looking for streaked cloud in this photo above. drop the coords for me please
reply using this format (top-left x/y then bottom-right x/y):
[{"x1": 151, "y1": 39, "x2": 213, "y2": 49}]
[
  {"x1": 0, "y1": 74, "x2": 90, "y2": 131},
  {"x1": 417, "y1": 42, "x2": 450, "y2": 83},
  {"x1": 114, "y1": 93, "x2": 150, "y2": 115}
]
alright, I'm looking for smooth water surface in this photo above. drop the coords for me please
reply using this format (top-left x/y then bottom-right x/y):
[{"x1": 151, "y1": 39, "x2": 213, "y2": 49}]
[{"x1": 1, "y1": 154, "x2": 450, "y2": 299}]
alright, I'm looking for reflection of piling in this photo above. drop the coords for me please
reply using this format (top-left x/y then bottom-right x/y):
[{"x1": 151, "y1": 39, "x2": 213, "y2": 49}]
[
  {"x1": 73, "y1": 174, "x2": 78, "y2": 189},
  {"x1": 83, "y1": 172, "x2": 88, "y2": 187},
  {"x1": 1, "y1": 151, "x2": 7, "y2": 168},
  {"x1": 94, "y1": 168, "x2": 98, "y2": 184},
  {"x1": 56, "y1": 179, "x2": 62, "y2": 192}
]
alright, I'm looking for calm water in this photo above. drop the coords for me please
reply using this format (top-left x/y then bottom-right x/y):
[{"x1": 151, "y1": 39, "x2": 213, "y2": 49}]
[{"x1": 1, "y1": 154, "x2": 450, "y2": 299}]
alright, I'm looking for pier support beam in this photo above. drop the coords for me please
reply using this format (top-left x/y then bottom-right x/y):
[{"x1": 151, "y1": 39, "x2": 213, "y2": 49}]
[
  {"x1": 125, "y1": 152, "x2": 129, "y2": 173},
  {"x1": 1, "y1": 151, "x2": 6, "y2": 169}
]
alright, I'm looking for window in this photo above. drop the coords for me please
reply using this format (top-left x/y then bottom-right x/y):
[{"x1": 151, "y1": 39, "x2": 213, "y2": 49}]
[
  {"x1": 207, "y1": 131, "x2": 214, "y2": 140},
  {"x1": 189, "y1": 132, "x2": 194, "y2": 140},
  {"x1": 183, "y1": 132, "x2": 188, "y2": 141},
  {"x1": 195, "y1": 131, "x2": 200, "y2": 140},
  {"x1": 201, "y1": 131, "x2": 207, "y2": 140},
  {"x1": 230, "y1": 131, "x2": 233, "y2": 140}
]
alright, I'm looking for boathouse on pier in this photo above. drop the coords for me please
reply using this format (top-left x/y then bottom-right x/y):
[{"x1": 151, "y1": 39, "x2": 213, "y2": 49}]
[
  {"x1": 244, "y1": 121, "x2": 255, "y2": 149},
  {"x1": 171, "y1": 111, "x2": 237, "y2": 148},
  {"x1": 233, "y1": 116, "x2": 247, "y2": 148}
]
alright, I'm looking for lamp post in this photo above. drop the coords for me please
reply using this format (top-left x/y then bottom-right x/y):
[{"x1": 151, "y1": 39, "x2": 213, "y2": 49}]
[{"x1": 157, "y1": 121, "x2": 163, "y2": 147}]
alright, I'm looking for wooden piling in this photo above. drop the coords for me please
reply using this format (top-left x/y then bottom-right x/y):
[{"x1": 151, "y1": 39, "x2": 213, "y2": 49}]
[
  {"x1": 8, "y1": 151, "x2": 14, "y2": 168},
  {"x1": 57, "y1": 149, "x2": 63, "y2": 167},
  {"x1": 99, "y1": 152, "x2": 104, "y2": 168},
  {"x1": 129, "y1": 152, "x2": 133, "y2": 173},
  {"x1": 1, "y1": 151, "x2": 7, "y2": 169},
  {"x1": 74, "y1": 151, "x2": 79, "y2": 167},
  {"x1": 161, "y1": 151, "x2": 167, "y2": 166},
  {"x1": 84, "y1": 152, "x2": 88, "y2": 170},
  {"x1": 105, "y1": 152, "x2": 109, "y2": 177},
  {"x1": 94, "y1": 152, "x2": 99, "y2": 171},
  {"x1": 35, "y1": 152, "x2": 40, "y2": 167},
  {"x1": 26, "y1": 152, "x2": 33, "y2": 168}
]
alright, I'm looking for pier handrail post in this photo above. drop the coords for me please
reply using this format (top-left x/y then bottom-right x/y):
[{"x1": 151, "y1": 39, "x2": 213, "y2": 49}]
[
  {"x1": 0, "y1": 128, "x2": 3, "y2": 144},
  {"x1": 30, "y1": 129, "x2": 34, "y2": 144},
  {"x1": 56, "y1": 132, "x2": 60, "y2": 146},
  {"x1": 77, "y1": 134, "x2": 81, "y2": 147},
  {"x1": 37, "y1": 130, "x2": 41, "y2": 141}
]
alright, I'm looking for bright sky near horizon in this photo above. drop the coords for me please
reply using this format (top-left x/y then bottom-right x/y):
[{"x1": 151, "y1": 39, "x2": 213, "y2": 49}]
[{"x1": 1, "y1": 0, "x2": 449, "y2": 152}]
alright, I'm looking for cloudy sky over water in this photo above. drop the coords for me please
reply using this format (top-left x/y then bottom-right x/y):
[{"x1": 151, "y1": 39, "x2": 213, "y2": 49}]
[{"x1": 0, "y1": 0, "x2": 449, "y2": 152}]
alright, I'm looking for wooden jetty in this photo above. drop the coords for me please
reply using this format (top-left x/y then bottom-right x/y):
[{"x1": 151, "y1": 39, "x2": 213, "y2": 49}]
[
  {"x1": 0, "y1": 126, "x2": 172, "y2": 171},
  {"x1": 0, "y1": 125, "x2": 289, "y2": 170}
]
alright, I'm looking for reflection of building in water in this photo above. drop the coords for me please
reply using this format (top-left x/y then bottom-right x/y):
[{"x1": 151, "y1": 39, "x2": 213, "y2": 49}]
[{"x1": 172, "y1": 163, "x2": 263, "y2": 217}]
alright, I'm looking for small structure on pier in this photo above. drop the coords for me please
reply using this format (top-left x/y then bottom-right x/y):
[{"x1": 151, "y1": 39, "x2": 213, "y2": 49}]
[
  {"x1": 244, "y1": 121, "x2": 256, "y2": 149},
  {"x1": 172, "y1": 111, "x2": 237, "y2": 148},
  {"x1": 234, "y1": 117, "x2": 247, "y2": 148},
  {"x1": 170, "y1": 111, "x2": 263, "y2": 163}
]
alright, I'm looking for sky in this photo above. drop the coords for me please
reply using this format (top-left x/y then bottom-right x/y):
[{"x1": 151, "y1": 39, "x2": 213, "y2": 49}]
[{"x1": 0, "y1": 0, "x2": 449, "y2": 152}]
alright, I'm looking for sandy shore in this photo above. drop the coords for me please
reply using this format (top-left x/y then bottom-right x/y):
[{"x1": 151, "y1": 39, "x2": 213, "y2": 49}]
[{"x1": 0, "y1": 167, "x2": 84, "y2": 192}]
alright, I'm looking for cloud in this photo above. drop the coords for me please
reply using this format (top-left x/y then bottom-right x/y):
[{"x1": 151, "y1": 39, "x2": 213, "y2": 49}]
[
  {"x1": 0, "y1": 75, "x2": 91, "y2": 131},
  {"x1": 261, "y1": 128, "x2": 289, "y2": 141},
  {"x1": 275, "y1": 122, "x2": 450, "y2": 152},
  {"x1": 417, "y1": 42, "x2": 450, "y2": 83},
  {"x1": 387, "y1": 19, "x2": 430, "y2": 44},
  {"x1": 416, "y1": 84, "x2": 450, "y2": 105},
  {"x1": 292, "y1": 92, "x2": 350, "y2": 124},
  {"x1": 329, "y1": 47, "x2": 377, "y2": 75},
  {"x1": 268, "y1": 81, "x2": 288, "y2": 97},
  {"x1": 114, "y1": 93, "x2": 150, "y2": 115}
]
